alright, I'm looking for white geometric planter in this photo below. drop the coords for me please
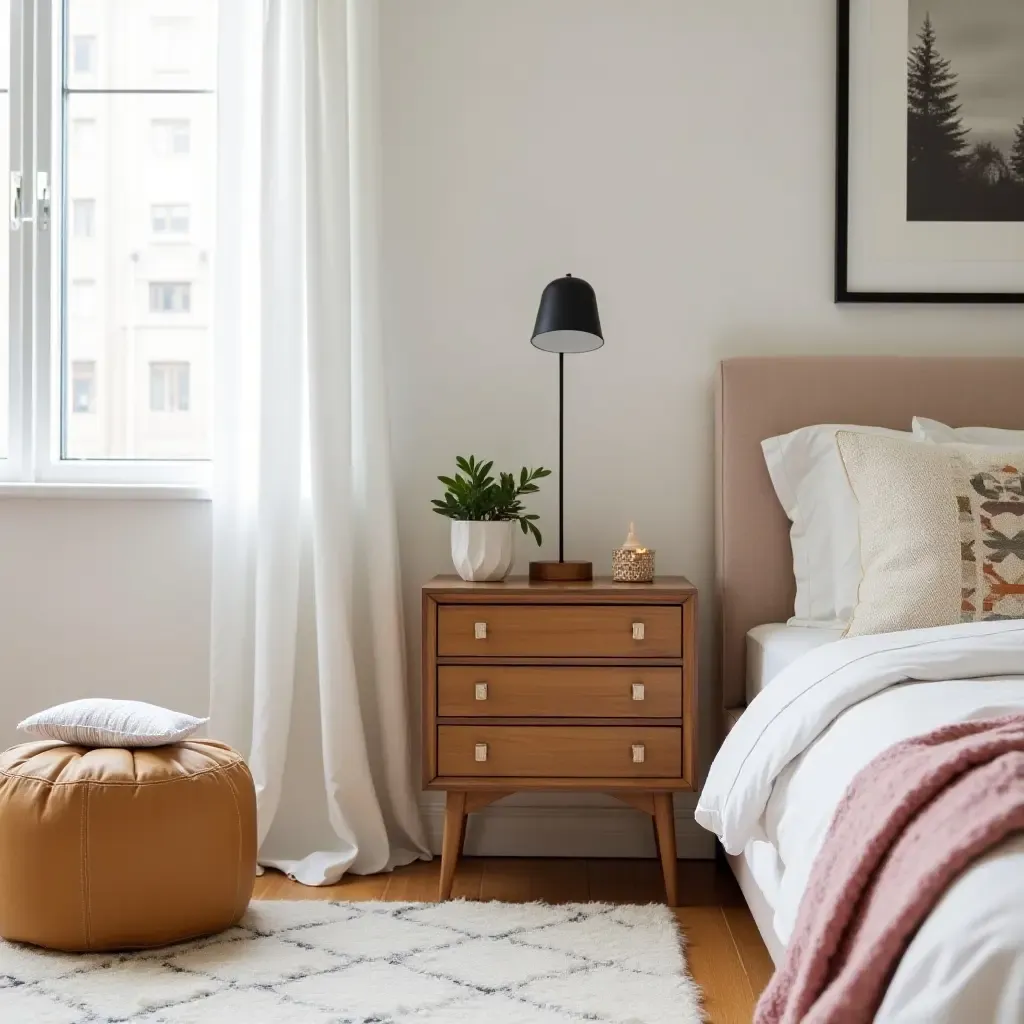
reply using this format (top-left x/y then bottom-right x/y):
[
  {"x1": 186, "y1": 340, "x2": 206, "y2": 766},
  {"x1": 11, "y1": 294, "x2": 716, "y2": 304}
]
[{"x1": 450, "y1": 521, "x2": 515, "y2": 582}]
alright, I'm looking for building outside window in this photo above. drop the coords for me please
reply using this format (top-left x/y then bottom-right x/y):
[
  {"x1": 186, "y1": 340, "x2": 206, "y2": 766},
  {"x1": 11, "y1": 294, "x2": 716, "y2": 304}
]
[
  {"x1": 1, "y1": 1, "x2": 217, "y2": 473},
  {"x1": 150, "y1": 362, "x2": 190, "y2": 413}
]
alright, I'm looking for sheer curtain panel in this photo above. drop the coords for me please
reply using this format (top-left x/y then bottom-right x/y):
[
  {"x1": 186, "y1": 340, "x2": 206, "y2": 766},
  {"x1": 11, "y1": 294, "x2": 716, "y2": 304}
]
[{"x1": 209, "y1": 0, "x2": 428, "y2": 885}]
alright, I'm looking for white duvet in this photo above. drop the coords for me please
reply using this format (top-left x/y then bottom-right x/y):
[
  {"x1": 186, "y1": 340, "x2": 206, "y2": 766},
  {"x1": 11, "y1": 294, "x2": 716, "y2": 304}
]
[{"x1": 696, "y1": 619, "x2": 1024, "y2": 1023}]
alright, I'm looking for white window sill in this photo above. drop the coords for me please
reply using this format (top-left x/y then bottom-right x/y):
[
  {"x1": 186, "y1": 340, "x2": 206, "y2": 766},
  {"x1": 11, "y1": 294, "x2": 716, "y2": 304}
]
[{"x1": 0, "y1": 482, "x2": 211, "y2": 500}]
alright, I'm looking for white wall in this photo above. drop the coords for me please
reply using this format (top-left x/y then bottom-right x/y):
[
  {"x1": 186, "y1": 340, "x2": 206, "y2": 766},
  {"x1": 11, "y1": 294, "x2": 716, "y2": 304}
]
[
  {"x1": 1, "y1": 0, "x2": 1021, "y2": 856},
  {"x1": 379, "y1": 0, "x2": 1023, "y2": 851},
  {"x1": 0, "y1": 500, "x2": 211, "y2": 748}
]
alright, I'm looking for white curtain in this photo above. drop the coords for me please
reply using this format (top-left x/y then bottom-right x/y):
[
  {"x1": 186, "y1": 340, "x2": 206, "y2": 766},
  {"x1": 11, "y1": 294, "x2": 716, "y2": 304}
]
[{"x1": 208, "y1": 0, "x2": 429, "y2": 885}]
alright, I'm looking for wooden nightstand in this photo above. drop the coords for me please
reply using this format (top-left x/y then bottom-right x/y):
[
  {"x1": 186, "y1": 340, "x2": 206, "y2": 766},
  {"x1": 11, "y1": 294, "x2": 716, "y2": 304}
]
[{"x1": 422, "y1": 575, "x2": 697, "y2": 905}]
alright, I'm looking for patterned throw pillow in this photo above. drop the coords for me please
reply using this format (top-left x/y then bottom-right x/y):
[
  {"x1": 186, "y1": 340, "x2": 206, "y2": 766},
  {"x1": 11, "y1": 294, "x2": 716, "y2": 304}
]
[{"x1": 836, "y1": 432, "x2": 1024, "y2": 637}]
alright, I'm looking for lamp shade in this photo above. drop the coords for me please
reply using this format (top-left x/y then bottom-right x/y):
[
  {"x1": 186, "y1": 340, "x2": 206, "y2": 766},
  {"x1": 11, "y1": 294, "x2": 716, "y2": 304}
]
[{"x1": 530, "y1": 275, "x2": 604, "y2": 354}]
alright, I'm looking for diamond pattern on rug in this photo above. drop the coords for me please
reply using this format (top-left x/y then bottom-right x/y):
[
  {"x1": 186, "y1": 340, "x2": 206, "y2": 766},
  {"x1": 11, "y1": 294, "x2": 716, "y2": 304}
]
[
  {"x1": 406, "y1": 934, "x2": 587, "y2": 987},
  {"x1": 0, "y1": 899, "x2": 702, "y2": 1024},
  {"x1": 41, "y1": 959, "x2": 220, "y2": 1019},
  {"x1": 279, "y1": 960, "x2": 463, "y2": 1016},
  {"x1": 163, "y1": 934, "x2": 345, "y2": 985},
  {"x1": 402, "y1": 898, "x2": 571, "y2": 936},
  {"x1": 391, "y1": 991, "x2": 589, "y2": 1024}
]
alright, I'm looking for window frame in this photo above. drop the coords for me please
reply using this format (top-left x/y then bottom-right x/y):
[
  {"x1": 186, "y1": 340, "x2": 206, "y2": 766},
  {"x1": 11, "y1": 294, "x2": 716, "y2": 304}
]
[{"x1": 1, "y1": 0, "x2": 212, "y2": 492}]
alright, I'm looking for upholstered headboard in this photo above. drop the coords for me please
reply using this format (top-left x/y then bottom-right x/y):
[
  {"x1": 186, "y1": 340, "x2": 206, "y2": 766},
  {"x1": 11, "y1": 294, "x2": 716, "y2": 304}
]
[{"x1": 714, "y1": 355, "x2": 1024, "y2": 728}]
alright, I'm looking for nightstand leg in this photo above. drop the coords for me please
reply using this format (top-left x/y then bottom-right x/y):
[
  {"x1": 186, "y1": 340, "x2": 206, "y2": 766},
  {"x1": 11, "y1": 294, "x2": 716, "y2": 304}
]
[
  {"x1": 439, "y1": 791, "x2": 467, "y2": 901},
  {"x1": 652, "y1": 794, "x2": 678, "y2": 907}
]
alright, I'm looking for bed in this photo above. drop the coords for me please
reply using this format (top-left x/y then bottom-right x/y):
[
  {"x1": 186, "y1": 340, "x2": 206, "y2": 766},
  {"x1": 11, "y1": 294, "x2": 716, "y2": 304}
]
[{"x1": 706, "y1": 355, "x2": 1024, "y2": 1019}]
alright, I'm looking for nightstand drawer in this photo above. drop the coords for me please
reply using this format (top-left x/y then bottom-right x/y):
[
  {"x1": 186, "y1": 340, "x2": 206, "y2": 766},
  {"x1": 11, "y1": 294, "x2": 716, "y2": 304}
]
[
  {"x1": 437, "y1": 666, "x2": 682, "y2": 718},
  {"x1": 437, "y1": 725, "x2": 681, "y2": 778},
  {"x1": 436, "y1": 605, "x2": 681, "y2": 658}
]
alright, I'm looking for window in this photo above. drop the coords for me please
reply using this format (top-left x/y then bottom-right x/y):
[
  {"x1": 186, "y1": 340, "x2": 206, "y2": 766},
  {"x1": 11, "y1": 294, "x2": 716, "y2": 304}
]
[
  {"x1": 72, "y1": 362, "x2": 96, "y2": 414},
  {"x1": 70, "y1": 280, "x2": 97, "y2": 318},
  {"x1": 152, "y1": 18, "x2": 193, "y2": 75},
  {"x1": 71, "y1": 118, "x2": 97, "y2": 158},
  {"x1": 151, "y1": 118, "x2": 191, "y2": 157},
  {"x1": 149, "y1": 362, "x2": 190, "y2": 413},
  {"x1": 149, "y1": 282, "x2": 191, "y2": 314},
  {"x1": 151, "y1": 204, "x2": 190, "y2": 236},
  {"x1": 72, "y1": 35, "x2": 97, "y2": 75},
  {"x1": 71, "y1": 198, "x2": 95, "y2": 238},
  {"x1": 0, "y1": 1, "x2": 217, "y2": 477}
]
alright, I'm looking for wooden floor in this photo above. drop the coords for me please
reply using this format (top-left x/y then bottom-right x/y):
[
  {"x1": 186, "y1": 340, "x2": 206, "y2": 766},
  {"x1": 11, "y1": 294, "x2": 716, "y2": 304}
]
[{"x1": 255, "y1": 856, "x2": 774, "y2": 1024}]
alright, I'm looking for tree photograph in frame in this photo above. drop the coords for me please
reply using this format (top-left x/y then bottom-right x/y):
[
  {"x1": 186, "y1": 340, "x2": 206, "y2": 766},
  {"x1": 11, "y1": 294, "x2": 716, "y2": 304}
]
[{"x1": 836, "y1": 0, "x2": 1024, "y2": 301}]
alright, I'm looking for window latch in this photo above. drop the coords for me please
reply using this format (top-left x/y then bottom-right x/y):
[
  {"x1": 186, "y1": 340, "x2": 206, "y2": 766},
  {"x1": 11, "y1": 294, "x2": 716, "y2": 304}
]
[
  {"x1": 36, "y1": 172, "x2": 50, "y2": 232},
  {"x1": 10, "y1": 172, "x2": 50, "y2": 231},
  {"x1": 10, "y1": 171, "x2": 25, "y2": 229}
]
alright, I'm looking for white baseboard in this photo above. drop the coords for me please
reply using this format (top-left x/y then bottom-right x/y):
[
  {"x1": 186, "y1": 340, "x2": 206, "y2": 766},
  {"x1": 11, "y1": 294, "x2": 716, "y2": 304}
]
[{"x1": 419, "y1": 793, "x2": 715, "y2": 860}]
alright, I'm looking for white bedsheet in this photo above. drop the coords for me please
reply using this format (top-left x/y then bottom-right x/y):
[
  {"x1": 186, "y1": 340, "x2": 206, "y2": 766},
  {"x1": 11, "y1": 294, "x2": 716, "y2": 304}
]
[
  {"x1": 698, "y1": 620, "x2": 1024, "y2": 1023},
  {"x1": 745, "y1": 623, "x2": 845, "y2": 702}
]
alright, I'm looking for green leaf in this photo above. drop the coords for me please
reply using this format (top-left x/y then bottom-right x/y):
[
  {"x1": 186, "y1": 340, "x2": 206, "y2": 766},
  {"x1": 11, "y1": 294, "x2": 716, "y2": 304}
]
[{"x1": 526, "y1": 520, "x2": 543, "y2": 546}]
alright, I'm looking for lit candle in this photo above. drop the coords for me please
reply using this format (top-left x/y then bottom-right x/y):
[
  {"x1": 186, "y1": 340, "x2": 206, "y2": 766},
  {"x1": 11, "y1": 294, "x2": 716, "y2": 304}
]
[{"x1": 623, "y1": 522, "x2": 642, "y2": 550}]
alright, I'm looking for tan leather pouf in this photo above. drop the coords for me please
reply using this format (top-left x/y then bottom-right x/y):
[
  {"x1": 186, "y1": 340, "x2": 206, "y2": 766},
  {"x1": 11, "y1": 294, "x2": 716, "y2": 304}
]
[{"x1": 0, "y1": 740, "x2": 257, "y2": 951}]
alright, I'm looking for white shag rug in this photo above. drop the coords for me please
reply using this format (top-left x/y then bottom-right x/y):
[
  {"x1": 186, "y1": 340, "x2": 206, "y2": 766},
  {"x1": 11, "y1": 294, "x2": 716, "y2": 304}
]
[{"x1": 0, "y1": 899, "x2": 703, "y2": 1023}]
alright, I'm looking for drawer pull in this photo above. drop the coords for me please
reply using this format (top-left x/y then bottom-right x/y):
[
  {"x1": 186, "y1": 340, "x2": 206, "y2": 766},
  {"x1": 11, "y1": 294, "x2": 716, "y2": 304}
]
[
  {"x1": 475, "y1": 743, "x2": 488, "y2": 762},
  {"x1": 632, "y1": 743, "x2": 645, "y2": 764},
  {"x1": 474, "y1": 622, "x2": 488, "y2": 639},
  {"x1": 474, "y1": 682, "x2": 488, "y2": 701},
  {"x1": 632, "y1": 622, "x2": 645, "y2": 641},
  {"x1": 632, "y1": 682, "x2": 645, "y2": 701}
]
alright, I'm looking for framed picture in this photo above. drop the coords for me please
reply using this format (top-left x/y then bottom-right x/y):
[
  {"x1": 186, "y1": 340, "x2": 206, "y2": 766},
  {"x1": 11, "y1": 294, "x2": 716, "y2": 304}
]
[{"x1": 836, "y1": 0, "x2": 1024, "y2": 302}]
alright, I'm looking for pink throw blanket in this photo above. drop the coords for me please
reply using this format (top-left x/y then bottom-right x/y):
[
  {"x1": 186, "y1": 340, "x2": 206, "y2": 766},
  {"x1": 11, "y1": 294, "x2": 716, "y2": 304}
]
[{"x1": 755, "y1": 714, "x2": 1024, "y2": 1024}]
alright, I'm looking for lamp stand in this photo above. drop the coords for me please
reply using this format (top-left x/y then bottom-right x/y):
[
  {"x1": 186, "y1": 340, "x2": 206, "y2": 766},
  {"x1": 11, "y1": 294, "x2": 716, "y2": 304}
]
[{"x1": 529, "y1": 353, "x2": 593, "y2": 582}]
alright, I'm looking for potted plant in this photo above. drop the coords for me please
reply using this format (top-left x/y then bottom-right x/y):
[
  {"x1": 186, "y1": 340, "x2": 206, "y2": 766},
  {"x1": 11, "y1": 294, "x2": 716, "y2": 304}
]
[{"x1": 432, "y1": 456, "x2": 551, "y2": 581}]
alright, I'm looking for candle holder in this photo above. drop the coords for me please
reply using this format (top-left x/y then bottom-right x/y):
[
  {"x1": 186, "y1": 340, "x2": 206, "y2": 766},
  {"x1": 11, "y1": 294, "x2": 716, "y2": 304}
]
[{"x1": 612, "y1": 546, "x2": 655, "y2": 583}]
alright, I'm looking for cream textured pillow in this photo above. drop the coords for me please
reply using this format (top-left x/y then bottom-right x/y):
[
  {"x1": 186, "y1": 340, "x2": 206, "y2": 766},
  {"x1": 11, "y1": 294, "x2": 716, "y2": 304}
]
[
  {"x1": 837, "y1": 432, "x2": 1024, "y2": 637},
  {"x1": 761, "y1": 423, "x2": 911, "y2": 627},
  {"x1": 18, "y1": 699, "x2": 208, "y2": 748}
]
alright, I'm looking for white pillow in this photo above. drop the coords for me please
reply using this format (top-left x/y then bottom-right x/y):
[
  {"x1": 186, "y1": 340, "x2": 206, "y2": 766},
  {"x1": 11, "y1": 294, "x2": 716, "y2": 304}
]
[
  {"x1": 761, "y1": 424, "x2": 911, "y2": 627},
  {"x1": 912, "y1": 417, "x2": 1024, "y2": 447},
  {"x1": 18, "y1": 699, "x2": 208, "y2": 748}
]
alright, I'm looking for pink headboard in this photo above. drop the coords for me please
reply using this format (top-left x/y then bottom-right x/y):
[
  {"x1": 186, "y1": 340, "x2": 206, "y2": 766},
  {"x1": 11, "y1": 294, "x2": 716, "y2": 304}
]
[{"x1": 714, "y1": 355, "x2": 1024, "y2": 724}]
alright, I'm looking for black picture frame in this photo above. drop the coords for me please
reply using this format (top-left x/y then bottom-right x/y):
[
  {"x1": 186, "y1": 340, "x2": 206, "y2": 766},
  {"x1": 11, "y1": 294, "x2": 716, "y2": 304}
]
[{"x1": 834, "y1": 0, "x2": 1024, "y2": 304}]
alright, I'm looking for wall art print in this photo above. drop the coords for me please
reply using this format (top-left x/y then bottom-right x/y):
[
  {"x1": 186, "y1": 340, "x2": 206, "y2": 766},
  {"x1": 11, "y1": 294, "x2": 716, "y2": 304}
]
[{"x1": 836, "y1": 0, "x2": 1024, "y2": 301}]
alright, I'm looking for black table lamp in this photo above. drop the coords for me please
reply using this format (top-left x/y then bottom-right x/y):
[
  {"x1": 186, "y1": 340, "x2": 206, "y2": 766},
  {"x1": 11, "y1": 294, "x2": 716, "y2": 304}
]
[{"x1": 529, "y1": 274, "x2": 604, "y2": 582}]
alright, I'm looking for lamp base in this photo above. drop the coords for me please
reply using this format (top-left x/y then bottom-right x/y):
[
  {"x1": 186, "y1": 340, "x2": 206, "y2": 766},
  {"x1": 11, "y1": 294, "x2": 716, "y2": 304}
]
[{"x1": 528, "y1": 560, "x2": 593, "y2": 582}]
